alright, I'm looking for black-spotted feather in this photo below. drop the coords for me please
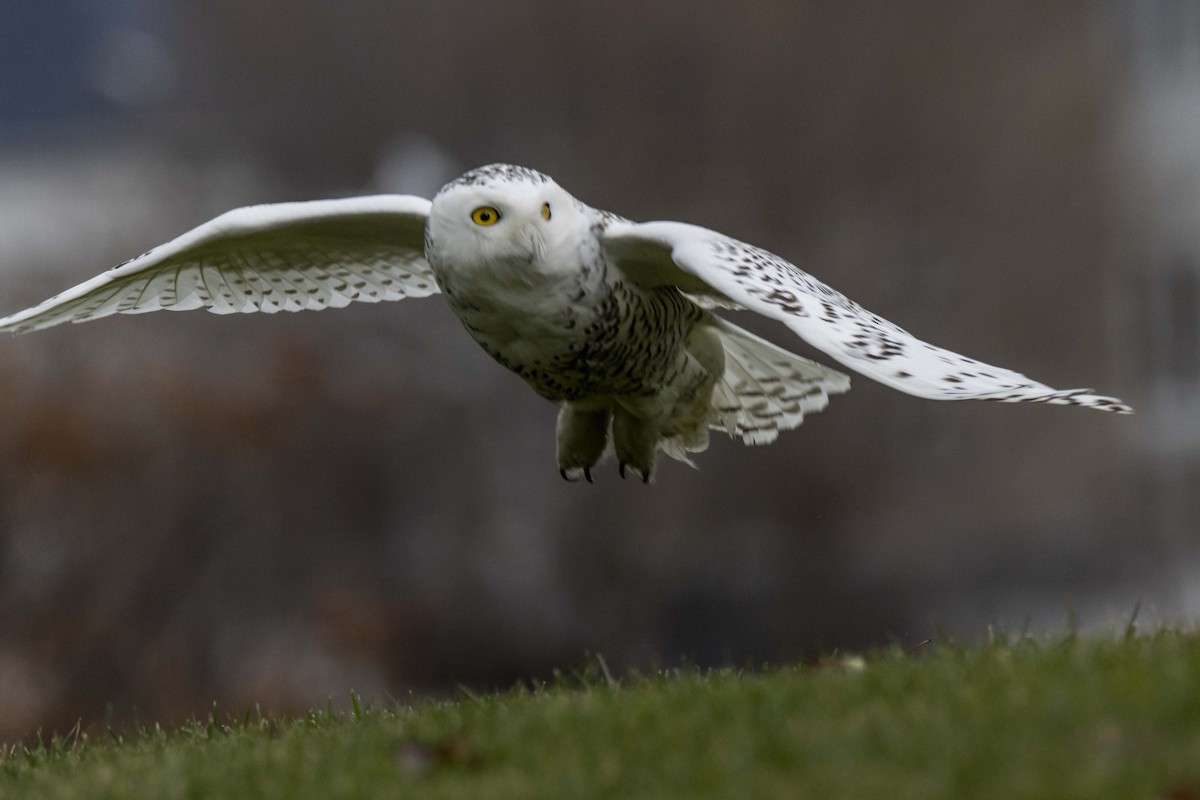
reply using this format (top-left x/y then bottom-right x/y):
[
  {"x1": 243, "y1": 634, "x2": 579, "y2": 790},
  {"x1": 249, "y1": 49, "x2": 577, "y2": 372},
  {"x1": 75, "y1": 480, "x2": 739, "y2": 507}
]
[{"x1": 602, "y1": 221, "x2": 1131, "y2": 414}]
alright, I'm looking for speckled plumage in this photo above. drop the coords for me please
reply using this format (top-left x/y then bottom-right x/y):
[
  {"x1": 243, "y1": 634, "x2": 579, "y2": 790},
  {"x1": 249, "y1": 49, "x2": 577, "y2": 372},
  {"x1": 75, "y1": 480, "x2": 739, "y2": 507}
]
[{"x1": 0, "y1": 163, "x2": 1130, "y2": 482}]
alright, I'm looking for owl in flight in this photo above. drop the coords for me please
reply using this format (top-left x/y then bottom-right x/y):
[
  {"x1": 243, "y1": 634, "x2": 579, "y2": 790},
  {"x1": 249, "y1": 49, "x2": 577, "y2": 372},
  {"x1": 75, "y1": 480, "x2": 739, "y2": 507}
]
[{"x1": 0, "y1": 164, "x2": 1130, "y2": 482}]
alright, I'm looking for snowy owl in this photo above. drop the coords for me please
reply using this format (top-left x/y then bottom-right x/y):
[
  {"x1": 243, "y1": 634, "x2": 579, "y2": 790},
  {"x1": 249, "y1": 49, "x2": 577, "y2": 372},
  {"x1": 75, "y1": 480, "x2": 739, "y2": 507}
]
[{"x1": 0, "y1": 163, "x2": 1130, "y2": 482}]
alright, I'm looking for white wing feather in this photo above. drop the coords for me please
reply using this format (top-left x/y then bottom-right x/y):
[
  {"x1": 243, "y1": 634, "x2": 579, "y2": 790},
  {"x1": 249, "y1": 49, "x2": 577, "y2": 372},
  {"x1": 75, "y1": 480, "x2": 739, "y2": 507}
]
[
  {"x1": 602, "y1": 220, "x2": 1130, "y2": 413},
  {"x1": 708, "y1": 318, "x2": 850, "y2": 445},
  {"x1": 0, "y1": 195, "x2": 436, "y2": 334}
]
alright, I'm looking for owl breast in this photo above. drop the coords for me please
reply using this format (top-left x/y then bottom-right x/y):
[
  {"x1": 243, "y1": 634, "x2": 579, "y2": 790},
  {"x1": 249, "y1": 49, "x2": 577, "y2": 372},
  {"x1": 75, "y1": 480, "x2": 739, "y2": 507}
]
[{"x1": 434, "y1": 250, "x2": 702, "y2": 402}]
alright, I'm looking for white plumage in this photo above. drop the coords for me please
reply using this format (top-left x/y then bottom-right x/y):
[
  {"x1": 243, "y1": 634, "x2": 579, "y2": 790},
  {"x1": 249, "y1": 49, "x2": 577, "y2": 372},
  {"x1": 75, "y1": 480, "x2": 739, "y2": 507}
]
[
  {"x1": 0, "y1": 196, "x2": 436, "y2": 326},
  {"x1": 0, "y1": 163, "x2": 1130, "y2": 482}
]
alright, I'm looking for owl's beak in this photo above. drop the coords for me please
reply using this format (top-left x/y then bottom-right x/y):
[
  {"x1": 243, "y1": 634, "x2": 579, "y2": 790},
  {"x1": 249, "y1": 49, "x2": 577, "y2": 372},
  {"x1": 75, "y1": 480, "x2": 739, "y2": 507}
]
[{"x1": 520, "y1": 227, "x2": 546, "y2": 264}]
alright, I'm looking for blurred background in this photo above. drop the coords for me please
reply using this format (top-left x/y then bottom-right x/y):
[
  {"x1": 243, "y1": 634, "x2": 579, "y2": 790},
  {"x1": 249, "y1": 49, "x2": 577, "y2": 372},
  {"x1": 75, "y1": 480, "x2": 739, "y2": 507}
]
[{"x1": 0, "y1": 0, "x2": 1194, "y2": 742}]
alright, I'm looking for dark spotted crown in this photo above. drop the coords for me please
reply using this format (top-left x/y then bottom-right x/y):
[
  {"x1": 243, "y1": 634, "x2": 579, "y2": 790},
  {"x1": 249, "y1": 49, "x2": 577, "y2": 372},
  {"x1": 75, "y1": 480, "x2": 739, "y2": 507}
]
[{"x1": 438, "y1": 164, "x2": 552, "y2": 195}]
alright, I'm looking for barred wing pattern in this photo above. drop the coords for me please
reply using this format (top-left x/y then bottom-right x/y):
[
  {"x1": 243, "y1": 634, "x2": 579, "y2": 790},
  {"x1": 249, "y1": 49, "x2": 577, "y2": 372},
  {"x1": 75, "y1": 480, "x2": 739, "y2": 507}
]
[
  {"x1": 0, "y1": 195, "x2": 436, "y2": 334},
  {"x1": 602, "y1": 221, "x2": 1131, "y2": 413},
  {"x1": 707, "y1": 317, "x2": 850, "y2": 445}
]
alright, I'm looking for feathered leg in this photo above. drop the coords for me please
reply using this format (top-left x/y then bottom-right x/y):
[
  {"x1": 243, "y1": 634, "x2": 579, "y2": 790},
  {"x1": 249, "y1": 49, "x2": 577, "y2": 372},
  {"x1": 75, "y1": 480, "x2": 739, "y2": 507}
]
[{"x1": 556, "y1": 403, "x2": 611, "y2": 482}]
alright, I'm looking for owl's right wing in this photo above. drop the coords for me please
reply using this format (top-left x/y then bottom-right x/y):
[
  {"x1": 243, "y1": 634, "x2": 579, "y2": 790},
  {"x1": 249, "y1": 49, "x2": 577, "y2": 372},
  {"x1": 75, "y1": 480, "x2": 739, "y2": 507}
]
[
  {"x1": 602, "y1": 220, "x2": 1131, "y2": 413},
  {"x1": 0, "y1": 195, "x2": 436, "y2": 334}
]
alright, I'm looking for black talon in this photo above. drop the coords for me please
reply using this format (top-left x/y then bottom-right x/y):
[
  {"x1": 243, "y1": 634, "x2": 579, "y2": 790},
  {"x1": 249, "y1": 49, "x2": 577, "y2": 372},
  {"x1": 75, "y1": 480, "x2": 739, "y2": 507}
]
[
  {"x1": 584, "y1": 467, "x2": 593, "y2": 483},
  {"x1": 560, "y1": 469, "x2": 579, "y2": 483},
  {"x1": 618, "y1": 462, "x2": 650, "y2": 483}
]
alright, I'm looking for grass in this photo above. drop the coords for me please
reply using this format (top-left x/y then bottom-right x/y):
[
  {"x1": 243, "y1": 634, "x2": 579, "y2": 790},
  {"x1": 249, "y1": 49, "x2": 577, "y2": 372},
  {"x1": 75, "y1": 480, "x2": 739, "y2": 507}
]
[{"x1": 3, "y1": 630, "x2": 1200, "y2": 799}]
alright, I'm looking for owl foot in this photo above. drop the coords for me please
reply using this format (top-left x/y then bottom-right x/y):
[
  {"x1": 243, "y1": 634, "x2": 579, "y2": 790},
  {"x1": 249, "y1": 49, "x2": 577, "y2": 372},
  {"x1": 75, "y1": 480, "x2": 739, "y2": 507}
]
[
  {"x1": 618, "y1": 463, "x2": 651, "y2": 484},
  {"x1": 560, "y1": 467, "x2": 594, "y2": 483}
]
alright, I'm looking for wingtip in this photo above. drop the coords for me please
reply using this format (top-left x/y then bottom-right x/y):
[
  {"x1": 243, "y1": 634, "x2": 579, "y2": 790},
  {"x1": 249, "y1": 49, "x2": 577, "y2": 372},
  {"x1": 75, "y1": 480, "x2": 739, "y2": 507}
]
[
  {"x1": 982, "y1": 387, "x2": 1133, "y2": 414},
  {"x1": 1093, "y1": 394, "x2": 1134, "y2": 415},
  {"x1": 1062, "y1": 391, "x2": 1133, "y2": 415}
]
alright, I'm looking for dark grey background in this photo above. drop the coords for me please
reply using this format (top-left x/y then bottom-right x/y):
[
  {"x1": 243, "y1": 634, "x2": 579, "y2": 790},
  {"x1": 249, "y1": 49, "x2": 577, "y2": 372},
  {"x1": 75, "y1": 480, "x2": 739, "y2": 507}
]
[{"x1": 0, "y1": 1, "x2": 1194, "y2": 741}]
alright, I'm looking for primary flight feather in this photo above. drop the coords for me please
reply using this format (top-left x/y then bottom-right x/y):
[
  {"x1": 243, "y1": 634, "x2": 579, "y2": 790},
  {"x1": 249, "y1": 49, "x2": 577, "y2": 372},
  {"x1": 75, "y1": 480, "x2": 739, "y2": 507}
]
[{"x1": 0, "y1": 163, "x2": 1130, "y2": 482}]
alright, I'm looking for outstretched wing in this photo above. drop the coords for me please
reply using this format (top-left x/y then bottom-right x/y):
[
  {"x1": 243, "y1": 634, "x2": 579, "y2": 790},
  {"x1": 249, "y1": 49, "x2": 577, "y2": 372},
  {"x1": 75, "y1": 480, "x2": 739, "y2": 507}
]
[
  {"x1": 0, "y1": 195, "x2": 436, "y2": 334},
  {"x1": 602, "y1": 220, "x2": 1130, "y2": 413}
]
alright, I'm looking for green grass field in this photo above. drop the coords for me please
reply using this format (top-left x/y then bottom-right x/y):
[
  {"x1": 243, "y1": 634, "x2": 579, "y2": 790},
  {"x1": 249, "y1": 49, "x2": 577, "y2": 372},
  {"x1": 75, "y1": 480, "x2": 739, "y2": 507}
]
[{"x1": 3, "y1": 629, "x2": 1200, "y2": 799}]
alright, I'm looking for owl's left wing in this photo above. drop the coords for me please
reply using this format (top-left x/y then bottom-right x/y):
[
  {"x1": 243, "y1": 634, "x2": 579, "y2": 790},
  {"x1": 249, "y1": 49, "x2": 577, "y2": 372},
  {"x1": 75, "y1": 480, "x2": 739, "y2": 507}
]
[
  {"x1": 0, "y1": 195, "x2": 435, "y2": 334},
  {"x1": 602, "y1": 220, "x2": 1131, "y2": 413}
]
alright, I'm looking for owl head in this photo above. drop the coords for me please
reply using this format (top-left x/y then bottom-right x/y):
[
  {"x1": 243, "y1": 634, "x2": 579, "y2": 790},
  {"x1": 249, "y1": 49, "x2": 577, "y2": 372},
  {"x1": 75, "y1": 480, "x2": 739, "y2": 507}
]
[{"x1": 426, "y1": 164, "x2": 584, "y2": 274}]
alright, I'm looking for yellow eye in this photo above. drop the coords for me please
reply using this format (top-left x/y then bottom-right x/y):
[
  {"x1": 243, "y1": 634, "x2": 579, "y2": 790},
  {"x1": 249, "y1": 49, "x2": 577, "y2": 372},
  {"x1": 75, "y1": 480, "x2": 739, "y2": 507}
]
[
  {"x1": 541, "y1": 202, "x2": 551, "y2": 221},
  {"x1": 471, "y1": 206, "x2": 500, "y2": 226}
]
